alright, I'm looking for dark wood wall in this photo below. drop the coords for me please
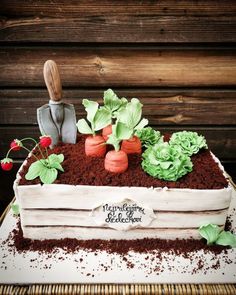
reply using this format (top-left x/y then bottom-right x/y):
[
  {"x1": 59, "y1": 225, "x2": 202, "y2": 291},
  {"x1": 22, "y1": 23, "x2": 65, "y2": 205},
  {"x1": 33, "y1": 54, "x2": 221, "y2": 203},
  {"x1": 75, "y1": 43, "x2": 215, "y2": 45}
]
[{"x1": 0, "y1": 1, "x2": 236, "y2": 213}]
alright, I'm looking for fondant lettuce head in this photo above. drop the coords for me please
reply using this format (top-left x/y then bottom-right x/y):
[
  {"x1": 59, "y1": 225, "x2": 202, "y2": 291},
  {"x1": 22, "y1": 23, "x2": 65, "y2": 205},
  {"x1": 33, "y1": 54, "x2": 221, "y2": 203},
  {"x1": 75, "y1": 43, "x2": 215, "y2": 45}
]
[
  {"x1": 135, "y1": 127, "x2": 163, "y2": 148},
  {"x1": 141, "y1": 142, "x2": 193, "y2": 181},
  {"x1": 169, "y1": 131, "x2": 208, "y2": 156}
]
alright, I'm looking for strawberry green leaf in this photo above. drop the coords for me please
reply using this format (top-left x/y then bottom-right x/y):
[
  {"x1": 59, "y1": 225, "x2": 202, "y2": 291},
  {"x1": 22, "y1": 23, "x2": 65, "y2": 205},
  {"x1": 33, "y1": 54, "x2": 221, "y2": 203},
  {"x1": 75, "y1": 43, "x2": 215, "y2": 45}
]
[
  {"x1": 199, "y1": 224, "x2": 222, "y2": 245},
  {"x1": 1, "y1": 158, "x2": 13, "y2": 164},
  {"x1": 216, "y1": 231, "x2": 236, "y2": 248},
  {"x1": 25, "y1": 160, "x2": 45, "y2": 180},
  {"x1": 56, "y1": 154, "x2": 64, "y2": 163},
  {"x1": 39, "y1": 167, "x2": 58, "y2": 184},
  {"x1": 76, "y1": 119, "x2": 93, "y2": 135},
  {"x1": 25, "y1": 153, "x2": 64, "y2": 184},
  {"x1": 48, "y1": 153, "x2": 64, "y2": 164},
  {"x1": 49, "y1": 161, "x2": 64, "y2": 172}
]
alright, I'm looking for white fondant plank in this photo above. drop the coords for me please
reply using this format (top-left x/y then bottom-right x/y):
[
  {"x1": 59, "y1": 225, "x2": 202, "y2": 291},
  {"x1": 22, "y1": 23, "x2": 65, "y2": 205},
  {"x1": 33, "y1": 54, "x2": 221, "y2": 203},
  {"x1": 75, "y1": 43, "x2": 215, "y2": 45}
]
[
  {"x1": 15, "y1": 184, "x2": 232, "y2": 211},
  {"x1": 21, "y1": 209, "x2": 228, "y2": 228},
  {"x1": 13, "y1": 151, "x2": 233, "y2": 240},
  {"x1": 22, "y1": 226, "x2": 203, "y2": 240}
]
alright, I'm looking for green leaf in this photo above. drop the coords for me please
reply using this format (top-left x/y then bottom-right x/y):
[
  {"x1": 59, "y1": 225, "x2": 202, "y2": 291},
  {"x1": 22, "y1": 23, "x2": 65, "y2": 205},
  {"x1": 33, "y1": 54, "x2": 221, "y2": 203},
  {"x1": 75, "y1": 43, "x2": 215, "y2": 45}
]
[
  {"x1": 82, "y1": 99, "x2": 99, "y2": 123},
  {"x1": 160, "y1": 161, "x2": 172, "y2": 169},
  {"x1": 216, "y1": 231, "x2": 236, "y2": 248},
  {"x1": 199, "y1": 224, "x2": 222, "y2": 245},
  {"x1": 134, "y1": 118, "x2": 149, "y2": 130},
  {"x1": 103, "y1": 89, "x2": 128, "y2": 115},
  {"x1": 49, "y1": 161, "x2": 64, "y2": 172},
  {"x1": 114, "y1": 121, "x2": 133, "y2": 140},
  {"x1": 135, "y1": 127, "x2": 162, "y2": 148},
  {"x1": 106, "y1": 134, "x2": 121, "y2": 151},
  {"x1": 76, "y1": 119, "x2": 93, "y2": 135},
  {"x1": 25, "y1": 154, "x2": 64, "y2": 184},
  {"x1": 103, "y1": 89, "x2": 120, "y2": 112},
  {"x1": 11, "y1": 204, "x2": 20, "y2": 215},
  {"x1": 57, "y1": 154, "x2": 64, "y2": 163},
  {"x1": 25, "y1": 160, "x2": 45, "y2": 180},
  {"x1": 48, "y1": 153, "x2": 64, "y2": 164},
  {"x1": 39, "y1": 167, "x2": 58, "y2": 184},
  {"x1": 93, "y1": 108, "x2": 112, "y2": 131},
  {"x1": 117, "y1": 98, "x2": 143, "y2": 129}
]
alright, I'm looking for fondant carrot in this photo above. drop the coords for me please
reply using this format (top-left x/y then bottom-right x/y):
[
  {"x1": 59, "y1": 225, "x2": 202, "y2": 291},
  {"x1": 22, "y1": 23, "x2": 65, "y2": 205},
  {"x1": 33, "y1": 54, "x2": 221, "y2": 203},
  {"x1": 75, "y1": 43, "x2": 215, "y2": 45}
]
[
  {"x1": 121, "y1": 135, "x2": 142, "y2": 154},
  {"x1": 85, "y1": 135, "x2": 106, "y2": 157},
  {"x1": 116, "y1": 98, "x2": 148, "y2": 154},
  {"x1": 77, "y1": 99, "x2": 111, "y2": 158},
  {"x1": 102, "y1": 124, "x2": 112, "y2": 141},
  {"x1": 105, "y1": 121, "x2": 132, "y2": 173},
  {"x1": 104, "y1": 150, "x2": 128, "y2": 173}
]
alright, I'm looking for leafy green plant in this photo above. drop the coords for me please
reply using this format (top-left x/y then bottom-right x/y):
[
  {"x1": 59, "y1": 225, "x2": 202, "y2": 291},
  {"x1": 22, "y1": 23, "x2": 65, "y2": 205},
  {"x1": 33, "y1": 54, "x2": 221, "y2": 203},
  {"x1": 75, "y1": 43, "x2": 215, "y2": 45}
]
[
  {"x1": 141, "y1": 142, "x2": 193, "y2": 181},
  {"x1": 104, "y1": 121, "x2": 132, "y2": 173},
  {"x1": 106, "y1": 121, "x2": 133, "y2": 151},
  {"x1": 1, "y1": 136, "x2": 64, "y2": 184},
  {"x1": 117, "y1": 98, "x2": 148, "y2": 135},
  {"x1": 216, "y1": 231, "x2": 236, "y2": 247},
  {"x1": 199, "y1": 224, "x2": 236, "y2": 248},
  {"x1": 77, "y1": 99, "x2": 111, "y2": 135},
  {"x1": 199, "y1": 224, "x2": 222, "y2": 245},
  {"x1": 11, "y1": 204, "x2": 20, "y2": 215},
  {"x1": 169, "y1": 131, "x2": 208, "y2": 156},
  {"x1": 26, "y1": 154, "x2": 64, "y2": 184},
  {"x1": 135, "y1": 127, "x2": 162, "y2": 148},
  {"x1": 102, "y1": 89, "x2": 128, "y2": 118}
]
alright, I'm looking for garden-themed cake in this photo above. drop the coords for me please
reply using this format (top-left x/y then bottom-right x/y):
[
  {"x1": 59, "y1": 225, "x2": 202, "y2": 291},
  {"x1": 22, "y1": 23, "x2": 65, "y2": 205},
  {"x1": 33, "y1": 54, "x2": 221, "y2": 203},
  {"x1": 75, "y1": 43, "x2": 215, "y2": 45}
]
[{"x1": 2, "y1": 88, "x2": 235, "y2": 249}]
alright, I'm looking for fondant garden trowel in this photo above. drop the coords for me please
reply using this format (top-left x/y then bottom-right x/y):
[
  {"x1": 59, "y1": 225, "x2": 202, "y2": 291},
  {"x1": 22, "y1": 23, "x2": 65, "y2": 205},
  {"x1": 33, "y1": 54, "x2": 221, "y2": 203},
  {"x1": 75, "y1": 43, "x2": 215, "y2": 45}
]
[{"x1": 37, "y1": 60, "x2": 77, "y2": 147}]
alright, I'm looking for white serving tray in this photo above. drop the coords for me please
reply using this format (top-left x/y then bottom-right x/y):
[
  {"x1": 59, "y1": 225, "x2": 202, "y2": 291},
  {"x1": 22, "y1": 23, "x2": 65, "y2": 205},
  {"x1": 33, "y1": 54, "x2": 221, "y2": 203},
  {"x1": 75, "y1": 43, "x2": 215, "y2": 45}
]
[{"x1": 0, "y1": 188, "x2": 236, "y2": 285}]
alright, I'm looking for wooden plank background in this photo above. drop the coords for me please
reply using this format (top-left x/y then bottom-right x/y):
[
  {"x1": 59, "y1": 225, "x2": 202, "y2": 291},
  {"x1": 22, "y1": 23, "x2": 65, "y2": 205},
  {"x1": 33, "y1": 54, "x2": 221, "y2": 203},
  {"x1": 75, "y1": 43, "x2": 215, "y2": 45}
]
[{"x1": 0, "y1": 1, "x2": 236, "y2": 214}]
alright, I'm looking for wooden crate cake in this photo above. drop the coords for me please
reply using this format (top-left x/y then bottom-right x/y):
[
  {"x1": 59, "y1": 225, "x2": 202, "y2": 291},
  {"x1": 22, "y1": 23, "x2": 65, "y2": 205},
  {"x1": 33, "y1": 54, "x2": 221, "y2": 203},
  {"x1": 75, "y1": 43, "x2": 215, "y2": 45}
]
[{"x1": 13, "y1": 154, "x2": 233, "y2": 241}]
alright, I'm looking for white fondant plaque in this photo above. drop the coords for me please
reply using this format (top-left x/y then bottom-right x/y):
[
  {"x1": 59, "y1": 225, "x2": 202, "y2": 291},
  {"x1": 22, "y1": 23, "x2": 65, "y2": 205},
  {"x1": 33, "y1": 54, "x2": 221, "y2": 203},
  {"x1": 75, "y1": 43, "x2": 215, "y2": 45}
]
[{"x1": 92, "y1": 199, "x2": 155, "y2": 231}]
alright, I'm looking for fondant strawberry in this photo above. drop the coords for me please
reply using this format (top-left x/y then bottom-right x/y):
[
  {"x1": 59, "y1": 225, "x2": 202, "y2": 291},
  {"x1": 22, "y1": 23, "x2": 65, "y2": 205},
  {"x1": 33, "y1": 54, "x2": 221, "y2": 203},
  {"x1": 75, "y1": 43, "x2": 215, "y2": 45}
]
[
  {"x1": 40, "y1": 135, "x2": 52, "y2": 148},
  {"x1": 1, "y1": 158, "x2": 13, "y2": 171},
  {"x1": 10, "y1": 139, "x2": 22, "y2": 151}
]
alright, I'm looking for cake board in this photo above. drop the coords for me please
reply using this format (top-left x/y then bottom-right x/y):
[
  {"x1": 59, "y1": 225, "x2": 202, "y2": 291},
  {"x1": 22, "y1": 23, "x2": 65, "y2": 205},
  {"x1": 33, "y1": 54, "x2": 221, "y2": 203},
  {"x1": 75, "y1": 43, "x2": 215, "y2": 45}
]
[{"x1": 0, "y1": 178, "x2": 236, "y2": 294}]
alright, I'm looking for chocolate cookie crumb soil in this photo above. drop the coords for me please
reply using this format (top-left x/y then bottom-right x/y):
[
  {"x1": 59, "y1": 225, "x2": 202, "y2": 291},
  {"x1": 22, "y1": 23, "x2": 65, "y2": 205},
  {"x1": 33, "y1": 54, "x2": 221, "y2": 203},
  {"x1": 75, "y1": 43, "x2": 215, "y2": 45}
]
[{"x1": 19, "y1": 135, "x2": 228, "y2": 190}]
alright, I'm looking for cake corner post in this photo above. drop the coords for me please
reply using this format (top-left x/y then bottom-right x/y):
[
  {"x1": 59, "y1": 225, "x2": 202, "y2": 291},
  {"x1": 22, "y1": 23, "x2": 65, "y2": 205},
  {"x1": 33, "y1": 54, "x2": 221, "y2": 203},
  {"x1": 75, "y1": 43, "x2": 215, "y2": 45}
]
[{"x1": 37, "y1": 60, "x2": 77, "y2": 146}]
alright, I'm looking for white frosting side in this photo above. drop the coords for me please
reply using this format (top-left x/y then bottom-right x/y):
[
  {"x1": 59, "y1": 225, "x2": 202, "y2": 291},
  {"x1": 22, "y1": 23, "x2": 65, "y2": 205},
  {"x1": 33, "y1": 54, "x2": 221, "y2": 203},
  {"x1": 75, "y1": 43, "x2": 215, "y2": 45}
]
[
  {"x1": 14, "y1": 152, "x2": 233, "y2": 240},
  {"x1": 21, "y1": 208, "x2": 228, "y2": 228},
  {"x1": 15, "y1": 184, "x2": 232, "y2": 211}
]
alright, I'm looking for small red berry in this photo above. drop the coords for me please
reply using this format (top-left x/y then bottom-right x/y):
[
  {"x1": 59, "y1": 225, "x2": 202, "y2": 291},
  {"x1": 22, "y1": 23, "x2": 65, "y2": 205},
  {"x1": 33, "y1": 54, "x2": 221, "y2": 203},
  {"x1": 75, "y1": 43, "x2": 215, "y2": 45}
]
[
  {"x1": 1, "y1": 158, "x2": 13, "y2": 171},
  {"x1": 10, "y1": 139, "x2": 22, "y2": 151},
  {"x1": 40, "y1": 135, "x2": 52, "y2": 148}
]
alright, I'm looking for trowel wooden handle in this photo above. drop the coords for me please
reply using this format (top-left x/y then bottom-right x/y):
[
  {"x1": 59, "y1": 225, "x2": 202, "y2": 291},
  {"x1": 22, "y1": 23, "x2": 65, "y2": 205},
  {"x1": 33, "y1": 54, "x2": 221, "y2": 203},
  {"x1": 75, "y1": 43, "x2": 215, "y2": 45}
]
[{"x1": 43, "y1": 60, "x2": 62, "y2": 102}]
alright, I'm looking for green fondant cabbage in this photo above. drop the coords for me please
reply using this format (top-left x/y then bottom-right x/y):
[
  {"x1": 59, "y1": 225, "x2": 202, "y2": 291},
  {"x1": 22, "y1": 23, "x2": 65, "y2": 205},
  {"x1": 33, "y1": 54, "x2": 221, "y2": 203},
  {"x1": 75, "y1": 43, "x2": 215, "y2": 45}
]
[
  {"x1": 169, "y1": 131, "x2": 208, "y2": 156},
  {"x1": 141, "y1": 142, "x2": 193, "y2": 181},
  {"x1": 135, "y1": 127, "x2": 163, "y2": 148}
]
